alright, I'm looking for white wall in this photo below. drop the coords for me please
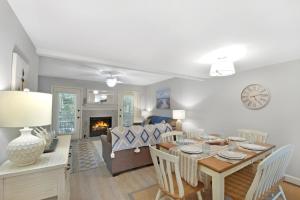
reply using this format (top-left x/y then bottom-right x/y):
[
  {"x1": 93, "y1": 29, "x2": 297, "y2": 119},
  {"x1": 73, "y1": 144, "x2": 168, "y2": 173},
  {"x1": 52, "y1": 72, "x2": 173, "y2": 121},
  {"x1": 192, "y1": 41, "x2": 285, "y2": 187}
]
[
  {"x1": 146, "y1": 59, "x2": 300, "y2": 179},
  {"x1": 38, "y1": 75, "x2": 147, "y2": 136},
  {"x1": 38, "y1": 75, "x2": 147, "y2": 109},
  {"x1": 0, "y1": 0, "x2": 39, "y2": 163}
]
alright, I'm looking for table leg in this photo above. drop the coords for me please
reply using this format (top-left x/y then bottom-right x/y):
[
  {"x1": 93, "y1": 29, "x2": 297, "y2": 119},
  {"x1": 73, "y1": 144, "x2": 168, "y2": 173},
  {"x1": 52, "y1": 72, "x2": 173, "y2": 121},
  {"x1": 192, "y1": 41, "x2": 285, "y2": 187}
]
[{"x1": 212, "y1": 173, "x2": 224, "y2": 200}]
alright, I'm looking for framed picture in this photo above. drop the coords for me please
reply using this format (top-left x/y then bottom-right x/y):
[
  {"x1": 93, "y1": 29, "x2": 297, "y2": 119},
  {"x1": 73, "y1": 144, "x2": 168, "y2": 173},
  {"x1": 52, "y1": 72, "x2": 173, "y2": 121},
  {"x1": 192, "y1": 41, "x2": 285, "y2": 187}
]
[
  {"x1": 11, "y1": 52, "x2": 30, "y2": 91},
  {"x1": 156, "y1": 88, "x2": 170, "y2": 109}
]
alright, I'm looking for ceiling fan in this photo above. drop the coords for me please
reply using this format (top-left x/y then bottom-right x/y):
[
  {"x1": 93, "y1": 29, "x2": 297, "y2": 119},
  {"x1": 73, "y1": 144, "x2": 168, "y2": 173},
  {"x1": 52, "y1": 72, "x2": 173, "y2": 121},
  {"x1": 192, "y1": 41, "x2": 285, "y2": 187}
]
[{"x1": 99, "y1": 70, "x2": 123, "y2": 87}]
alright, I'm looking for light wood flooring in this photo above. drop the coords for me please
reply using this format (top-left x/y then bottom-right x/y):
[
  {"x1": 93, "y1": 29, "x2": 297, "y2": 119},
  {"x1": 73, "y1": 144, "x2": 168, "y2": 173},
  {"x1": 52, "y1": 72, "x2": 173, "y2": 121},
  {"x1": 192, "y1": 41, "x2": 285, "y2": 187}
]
[{"x1": 70, "y1": 165, "x2": 300, "y2": 200}]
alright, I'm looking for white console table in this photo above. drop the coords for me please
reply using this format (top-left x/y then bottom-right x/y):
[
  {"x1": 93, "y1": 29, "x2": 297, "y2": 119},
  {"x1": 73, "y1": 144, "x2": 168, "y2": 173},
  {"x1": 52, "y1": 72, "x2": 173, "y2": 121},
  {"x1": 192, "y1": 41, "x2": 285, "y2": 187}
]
[{"x1": 0, "y1": 135, "x2": 71, "y2": 200}]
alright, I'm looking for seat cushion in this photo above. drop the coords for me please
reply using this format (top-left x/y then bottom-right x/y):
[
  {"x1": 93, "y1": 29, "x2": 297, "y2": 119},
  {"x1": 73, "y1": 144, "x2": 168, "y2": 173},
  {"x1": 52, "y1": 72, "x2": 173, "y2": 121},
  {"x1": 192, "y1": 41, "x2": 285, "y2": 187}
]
[
  {"x1": 225, "y1": 165, "x2": 257, "y2": 200},
  {"x1": 160, "y1": 173, "x2": 204, "y2": 199}
]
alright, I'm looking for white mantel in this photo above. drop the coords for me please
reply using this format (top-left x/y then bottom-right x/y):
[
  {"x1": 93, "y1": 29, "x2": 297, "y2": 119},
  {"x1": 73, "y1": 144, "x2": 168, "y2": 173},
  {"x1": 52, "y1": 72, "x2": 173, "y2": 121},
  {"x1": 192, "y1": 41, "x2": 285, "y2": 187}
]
[{"x1": 82, "y1": 108, "x2": 118, "y2": 137}]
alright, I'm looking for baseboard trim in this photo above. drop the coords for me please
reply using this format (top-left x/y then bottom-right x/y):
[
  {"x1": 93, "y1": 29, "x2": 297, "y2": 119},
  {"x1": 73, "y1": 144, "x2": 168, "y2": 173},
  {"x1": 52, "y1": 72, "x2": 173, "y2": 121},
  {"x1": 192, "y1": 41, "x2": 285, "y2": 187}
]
[{"x1": 285, "y1": 174, "x2": 300, "y2": 186}]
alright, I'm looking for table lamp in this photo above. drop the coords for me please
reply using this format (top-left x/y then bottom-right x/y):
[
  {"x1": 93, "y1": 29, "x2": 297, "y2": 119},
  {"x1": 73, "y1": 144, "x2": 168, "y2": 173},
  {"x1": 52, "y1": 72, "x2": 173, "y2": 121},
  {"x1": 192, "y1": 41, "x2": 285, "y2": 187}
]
[
  {"x1": 172, "y1": 110, "x2": 185, "y2": 131},
  {"x1": 0, "y1": 91, "x2": 52, "y2": 166}
]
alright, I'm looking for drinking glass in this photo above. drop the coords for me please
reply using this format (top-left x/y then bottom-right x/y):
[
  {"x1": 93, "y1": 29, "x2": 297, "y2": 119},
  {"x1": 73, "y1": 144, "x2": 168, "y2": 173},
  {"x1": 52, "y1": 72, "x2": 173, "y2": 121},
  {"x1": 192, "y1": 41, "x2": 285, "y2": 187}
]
[
  {"x1": 202, "y1": 142, "x2": 210, "y2": 154},
  {"x1": 228, "y1": 141, "x2": 237, "y2": 151}
]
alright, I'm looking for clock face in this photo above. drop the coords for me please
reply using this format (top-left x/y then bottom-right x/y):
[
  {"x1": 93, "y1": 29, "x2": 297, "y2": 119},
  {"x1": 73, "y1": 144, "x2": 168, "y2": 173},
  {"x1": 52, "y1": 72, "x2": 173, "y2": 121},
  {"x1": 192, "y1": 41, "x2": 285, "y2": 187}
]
[{"x1": 241, "y1": 84, "x2": 270, "y2": 110}]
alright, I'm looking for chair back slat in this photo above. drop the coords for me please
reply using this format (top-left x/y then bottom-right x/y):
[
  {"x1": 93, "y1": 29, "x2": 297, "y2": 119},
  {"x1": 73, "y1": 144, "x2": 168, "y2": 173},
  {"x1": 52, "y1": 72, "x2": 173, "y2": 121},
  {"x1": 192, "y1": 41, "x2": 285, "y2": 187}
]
[
  {"x1": 237, "y1": 129, "x2": 268, "y2": 143},
  {"x1": 245, "y1": 144, "x2": 294, "y2": 200},
  {"x1": 166, "y1": 160, "x2": 174, "y2": 194},
  {"x1": 184, "y1": 128, "x2": 204, "y2": 139},
  {"x1": 149, "y1": 145, "x2": 184, "y2": 198},
  {"x1": 161, "y1": 131, "x2": 183, "y2": 143},
  {"x1": 159, "y1": 156, "x2": 169, "y2": 192}
]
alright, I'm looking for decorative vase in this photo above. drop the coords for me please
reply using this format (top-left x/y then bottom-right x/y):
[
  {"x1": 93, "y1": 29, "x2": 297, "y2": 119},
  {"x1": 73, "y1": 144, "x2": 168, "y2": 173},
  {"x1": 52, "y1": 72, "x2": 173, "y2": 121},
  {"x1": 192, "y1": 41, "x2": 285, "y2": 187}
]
[{"x1": 7, "y1": 127, "x2": 45, "y2": 166}]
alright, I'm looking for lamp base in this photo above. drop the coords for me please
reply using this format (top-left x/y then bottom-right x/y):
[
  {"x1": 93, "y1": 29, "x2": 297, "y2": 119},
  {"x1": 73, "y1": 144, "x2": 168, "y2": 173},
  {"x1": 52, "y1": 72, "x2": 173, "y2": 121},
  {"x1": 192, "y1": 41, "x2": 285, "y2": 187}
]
[
  {"x1": 175, "y1": 120, "x2": 183, "y2": 131},
  {"x1": 7, "y1": 127, "x2": 45, "y2": 166}
]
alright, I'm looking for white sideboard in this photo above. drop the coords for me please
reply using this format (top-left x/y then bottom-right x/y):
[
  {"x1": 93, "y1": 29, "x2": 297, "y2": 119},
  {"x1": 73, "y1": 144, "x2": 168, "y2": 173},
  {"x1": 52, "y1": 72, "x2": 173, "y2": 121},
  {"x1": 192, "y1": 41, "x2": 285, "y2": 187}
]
[{"x1": 0, "y1": 135, "x2": 71, "y2": 200}]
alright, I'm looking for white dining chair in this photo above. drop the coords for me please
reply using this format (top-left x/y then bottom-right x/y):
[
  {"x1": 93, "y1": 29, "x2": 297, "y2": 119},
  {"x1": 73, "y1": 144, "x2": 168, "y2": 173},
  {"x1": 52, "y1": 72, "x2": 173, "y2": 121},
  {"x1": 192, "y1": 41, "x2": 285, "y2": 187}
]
[
  {"x1": 149, "y1": 145, "x2": 204, "y2": 200},
  {"x1": 185, "y1": 128, "x2": 205, "y2": 140},
  {"x1": 237, "y1": 129, "x2": 268, "y2": 143},
  {"x1": 225, "y1": 144, "x2": 294, "y2": 200},
  {"x1": 161, "y1": 131, "x2": 183, "y2": 143}
]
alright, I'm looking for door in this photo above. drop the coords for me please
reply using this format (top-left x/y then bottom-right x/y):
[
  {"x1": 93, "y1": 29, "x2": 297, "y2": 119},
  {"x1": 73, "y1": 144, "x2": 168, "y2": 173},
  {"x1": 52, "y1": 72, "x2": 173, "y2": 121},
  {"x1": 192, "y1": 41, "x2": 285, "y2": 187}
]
[
  {"x1": 118, "y1": 91, "x2": 141, "y2": 127},
  {"x1": 53, "y1": 86, "x2": 81, "y2": 140}
]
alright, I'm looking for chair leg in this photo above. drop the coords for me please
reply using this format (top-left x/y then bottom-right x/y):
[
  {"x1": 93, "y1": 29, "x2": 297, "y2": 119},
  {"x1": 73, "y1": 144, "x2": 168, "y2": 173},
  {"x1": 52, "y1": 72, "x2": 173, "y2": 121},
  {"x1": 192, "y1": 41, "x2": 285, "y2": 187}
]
[
  {"x1": 155, "y1": 189, "x2": 162, "y2": 200},
  {"x1": 196, "y1": 191, "x2": 203, "y2": 200},
  {"x1": 279, "y1": 185, "x2": 287, "y2": 200}
]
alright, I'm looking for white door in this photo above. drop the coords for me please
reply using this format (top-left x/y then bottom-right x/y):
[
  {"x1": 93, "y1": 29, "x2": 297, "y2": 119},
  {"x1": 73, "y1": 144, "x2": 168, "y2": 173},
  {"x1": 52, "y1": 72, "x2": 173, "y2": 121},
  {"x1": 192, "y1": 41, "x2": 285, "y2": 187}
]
[
  {"x1": 118, "y1": 91, "x2": 141, "y2": 127},
  {"x1": 52, "y1": 86, "x2": 82, "y2": 140}
]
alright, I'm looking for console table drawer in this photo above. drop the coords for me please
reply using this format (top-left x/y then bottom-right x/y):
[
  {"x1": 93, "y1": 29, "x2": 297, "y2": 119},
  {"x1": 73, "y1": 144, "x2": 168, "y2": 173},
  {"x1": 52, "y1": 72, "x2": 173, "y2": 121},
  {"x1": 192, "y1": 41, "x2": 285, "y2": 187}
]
[{"x1": 4, "y1": 169, "x2": 61, "y2": 200}]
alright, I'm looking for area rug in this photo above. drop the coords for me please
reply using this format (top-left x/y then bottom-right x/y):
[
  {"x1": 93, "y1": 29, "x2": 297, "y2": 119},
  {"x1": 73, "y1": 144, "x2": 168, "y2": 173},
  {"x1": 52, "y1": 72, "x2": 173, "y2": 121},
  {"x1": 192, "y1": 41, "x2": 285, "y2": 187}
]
[{"x1": 71, "y1": 139, "x2": 105, "y2": 173}]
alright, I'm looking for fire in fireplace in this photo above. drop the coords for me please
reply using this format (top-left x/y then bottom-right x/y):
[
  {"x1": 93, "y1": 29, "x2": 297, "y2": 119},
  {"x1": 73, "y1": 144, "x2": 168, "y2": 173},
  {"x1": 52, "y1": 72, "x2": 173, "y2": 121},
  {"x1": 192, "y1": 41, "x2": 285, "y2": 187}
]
[{"x1": 90, "y1": 116, "x2": 112, "y2": 137}]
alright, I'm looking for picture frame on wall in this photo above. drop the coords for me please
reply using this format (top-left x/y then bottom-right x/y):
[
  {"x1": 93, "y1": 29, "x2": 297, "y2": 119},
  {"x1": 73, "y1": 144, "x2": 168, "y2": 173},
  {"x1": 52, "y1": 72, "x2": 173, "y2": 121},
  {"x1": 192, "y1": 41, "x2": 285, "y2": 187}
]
[
  {"x1": 156, "y1": 88, "x2": 170, "y2": 109},
  {"x1": 11, "y1": 52, "x2": 30, "y2": 91}
]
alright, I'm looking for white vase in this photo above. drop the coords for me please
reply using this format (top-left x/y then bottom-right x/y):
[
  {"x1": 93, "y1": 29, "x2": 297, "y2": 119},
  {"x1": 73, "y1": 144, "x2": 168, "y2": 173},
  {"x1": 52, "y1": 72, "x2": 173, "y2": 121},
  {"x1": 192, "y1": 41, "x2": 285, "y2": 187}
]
[{"x1": 7, "y1": 128, "x2": 45, "y2": 166}]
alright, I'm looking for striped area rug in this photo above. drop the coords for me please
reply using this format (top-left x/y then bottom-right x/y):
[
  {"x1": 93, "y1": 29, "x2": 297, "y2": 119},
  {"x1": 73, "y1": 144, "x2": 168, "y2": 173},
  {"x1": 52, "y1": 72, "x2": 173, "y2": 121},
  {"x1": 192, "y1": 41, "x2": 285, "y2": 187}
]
[{"x1": 71, "y1": 139, "x2": 105, "y2": 173}]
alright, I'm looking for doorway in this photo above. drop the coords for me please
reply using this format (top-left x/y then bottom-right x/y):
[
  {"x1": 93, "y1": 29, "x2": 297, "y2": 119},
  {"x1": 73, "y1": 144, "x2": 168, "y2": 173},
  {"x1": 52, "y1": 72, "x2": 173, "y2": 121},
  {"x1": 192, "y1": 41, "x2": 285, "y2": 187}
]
[
  {"x1": 118, "y1": 91, "x2": 141, "y2": 127},
  {"x1": 52, "y1": 86, "x2": 82, "y2": 140}
]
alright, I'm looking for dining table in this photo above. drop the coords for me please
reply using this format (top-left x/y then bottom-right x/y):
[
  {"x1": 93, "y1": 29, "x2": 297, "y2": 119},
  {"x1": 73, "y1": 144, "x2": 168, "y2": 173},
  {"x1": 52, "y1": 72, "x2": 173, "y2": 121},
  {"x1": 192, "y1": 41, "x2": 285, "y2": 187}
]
[{"x1": 158, "y1": 139, "x2": 275, "y2": 200}]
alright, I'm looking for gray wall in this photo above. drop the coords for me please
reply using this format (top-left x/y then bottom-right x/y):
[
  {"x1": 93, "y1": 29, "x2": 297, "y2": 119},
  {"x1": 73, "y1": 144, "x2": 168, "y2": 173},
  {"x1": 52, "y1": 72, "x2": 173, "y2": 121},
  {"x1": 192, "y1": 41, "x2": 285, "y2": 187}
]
[
  {"x1": 0, "y1": 0, "x2": 39, "y2": 163},
  {"x1": 146, "y1": 59, "x2": 300, "y2": 179}
]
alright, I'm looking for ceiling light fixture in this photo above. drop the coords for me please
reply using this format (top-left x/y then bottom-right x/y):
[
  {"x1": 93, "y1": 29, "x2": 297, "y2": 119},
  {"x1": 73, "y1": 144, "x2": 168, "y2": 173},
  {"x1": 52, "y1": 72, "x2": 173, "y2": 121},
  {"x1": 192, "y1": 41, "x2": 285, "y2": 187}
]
[
  {"x1": 106, "y1": 77, "x2": 117, "y2": 87},
  {"x1": 209, "y1": 58, "x2": 235, "y2": 77},
  {"x1": 199, "y1": 45, "x2": 247, "y2": 64}
]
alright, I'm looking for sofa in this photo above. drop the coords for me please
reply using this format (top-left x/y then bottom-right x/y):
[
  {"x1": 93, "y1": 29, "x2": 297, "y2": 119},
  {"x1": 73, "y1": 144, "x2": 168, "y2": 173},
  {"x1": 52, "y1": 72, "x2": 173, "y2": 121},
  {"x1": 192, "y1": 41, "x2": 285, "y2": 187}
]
[
  {"x1": 144, "y1": 115, "x2": 176, "y2": 129},
  {"x1": 101, "y1": 121, "x2": 174, "y2": 176}
]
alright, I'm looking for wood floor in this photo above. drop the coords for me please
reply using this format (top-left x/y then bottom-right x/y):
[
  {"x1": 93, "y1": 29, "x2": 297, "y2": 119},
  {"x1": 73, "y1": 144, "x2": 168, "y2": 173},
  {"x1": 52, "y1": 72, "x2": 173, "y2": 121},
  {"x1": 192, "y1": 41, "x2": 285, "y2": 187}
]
[
  {"x1": 70, "y1": 165, "x2": 300, "y2": 200},
  {"x1": 70, "y1": 166, "x2": 157, "y2": 200}
]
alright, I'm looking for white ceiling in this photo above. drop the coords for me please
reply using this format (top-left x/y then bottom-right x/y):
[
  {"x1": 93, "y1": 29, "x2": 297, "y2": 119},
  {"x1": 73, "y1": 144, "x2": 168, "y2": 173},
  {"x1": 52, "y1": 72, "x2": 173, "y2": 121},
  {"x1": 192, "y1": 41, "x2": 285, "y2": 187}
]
[
  {"x1": 39, "y1": 57, "x2": 172, "y2": 86},
  {"x1": 7, "y1": 0, "x2": 300, "y2": 81}
]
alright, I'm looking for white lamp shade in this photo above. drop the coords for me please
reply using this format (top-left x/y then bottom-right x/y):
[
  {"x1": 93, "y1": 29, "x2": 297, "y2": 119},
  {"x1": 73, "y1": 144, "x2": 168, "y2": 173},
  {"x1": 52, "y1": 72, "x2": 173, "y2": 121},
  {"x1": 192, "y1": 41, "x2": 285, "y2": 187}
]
[
  {"x1": 0, "y1": 91, "x2": 52, "y2": 127},
  {"x1": 210, "y1": 60, "x2": 235, "y2": 76},
  {"x1": 173, "y1": 110, "x2": 185, "y2": 120},
  {"x1": 141, "y1": 110, "x2": 150, "y2": 118}
]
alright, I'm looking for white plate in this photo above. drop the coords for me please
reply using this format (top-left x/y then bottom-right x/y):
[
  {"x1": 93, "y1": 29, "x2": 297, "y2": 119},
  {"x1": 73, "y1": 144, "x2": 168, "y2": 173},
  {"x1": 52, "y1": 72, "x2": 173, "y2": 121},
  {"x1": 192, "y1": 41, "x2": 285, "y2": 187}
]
[
  {"x1": 218, "y1": 150, "x2": 246, "y2": 160},
  {"x1": 201, "y1": 135, "x2": 218, "y2": 140},
  {"x1": 239, "y1": 143, "x2": 267, "y2": 151},
  {"x1": 228, "y1": 136, "x2": 247, "y2": 142},
  {"x1": 183, "y1": 139, "x2": 197, "y2": 144},
  {"x1": 180, "y1": 145, "x2": 203, "y2": 154}
]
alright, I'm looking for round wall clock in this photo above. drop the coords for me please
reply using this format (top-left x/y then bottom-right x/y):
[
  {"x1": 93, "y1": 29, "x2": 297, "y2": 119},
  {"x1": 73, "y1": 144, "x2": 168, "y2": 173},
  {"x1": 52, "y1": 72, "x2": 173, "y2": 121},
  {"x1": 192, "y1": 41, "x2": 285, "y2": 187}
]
[{"x1": 241, "y1": 84, "x2": 271, "y2": 110}]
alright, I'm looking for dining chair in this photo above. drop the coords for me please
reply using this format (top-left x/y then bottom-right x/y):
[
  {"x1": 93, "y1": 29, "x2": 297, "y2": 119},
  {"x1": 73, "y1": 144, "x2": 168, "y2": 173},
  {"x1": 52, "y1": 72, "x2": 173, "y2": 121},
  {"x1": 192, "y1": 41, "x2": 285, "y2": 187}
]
[
  {"x1": 185, "y1": 128, "x2": 205, "y2": 139},
  {"x1": 225, "y1": 144, "x2": 294, "y2": 200},
  {"x1": 161, "y1": 131, "x2": 183, "y2": 143},
  {"x1": 149, "y1": 145, "x2": 204, "y2": 200},
  {"x1": 237, "y1": 129, "x2": 268, "y2": 143}
]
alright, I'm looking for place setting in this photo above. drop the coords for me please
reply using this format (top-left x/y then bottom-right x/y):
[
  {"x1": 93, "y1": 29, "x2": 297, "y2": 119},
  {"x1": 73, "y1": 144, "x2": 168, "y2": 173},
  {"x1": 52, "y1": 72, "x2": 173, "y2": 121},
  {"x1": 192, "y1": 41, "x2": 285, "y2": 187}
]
[{"x1": 215, "y1": 149, "x2": 247, "y2": 164}]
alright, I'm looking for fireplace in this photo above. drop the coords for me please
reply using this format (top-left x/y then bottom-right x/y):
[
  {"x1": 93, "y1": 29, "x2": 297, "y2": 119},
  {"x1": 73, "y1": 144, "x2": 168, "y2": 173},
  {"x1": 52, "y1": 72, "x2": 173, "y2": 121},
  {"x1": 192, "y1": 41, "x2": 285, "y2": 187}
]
[{"x1": 89, "y1": 116, "x2": 112, "y2": 137}]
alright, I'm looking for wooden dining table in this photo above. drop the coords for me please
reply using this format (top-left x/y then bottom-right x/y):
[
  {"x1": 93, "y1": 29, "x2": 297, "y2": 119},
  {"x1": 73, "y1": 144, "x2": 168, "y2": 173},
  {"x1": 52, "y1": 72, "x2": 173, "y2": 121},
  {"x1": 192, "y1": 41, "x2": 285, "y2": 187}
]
[{"x1": 158, "y1": 141, "x2": 275, "y2": 200}]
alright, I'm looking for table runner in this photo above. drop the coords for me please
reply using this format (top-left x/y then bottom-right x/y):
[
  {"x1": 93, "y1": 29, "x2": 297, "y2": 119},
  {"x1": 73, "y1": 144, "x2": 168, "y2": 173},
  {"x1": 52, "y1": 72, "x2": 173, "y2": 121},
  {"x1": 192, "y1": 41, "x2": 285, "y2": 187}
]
[{"x1": 169, "y1": 143, "x2": 227, "y2": 187}]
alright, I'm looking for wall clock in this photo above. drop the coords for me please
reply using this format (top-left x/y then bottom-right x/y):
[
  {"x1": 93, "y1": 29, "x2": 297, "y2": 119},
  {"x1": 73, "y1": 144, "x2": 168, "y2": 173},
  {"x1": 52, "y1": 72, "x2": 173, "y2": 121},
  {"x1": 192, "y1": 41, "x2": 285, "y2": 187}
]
[{"x1": 241, "y1": 84, "x2": 271, "y2": 110}]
